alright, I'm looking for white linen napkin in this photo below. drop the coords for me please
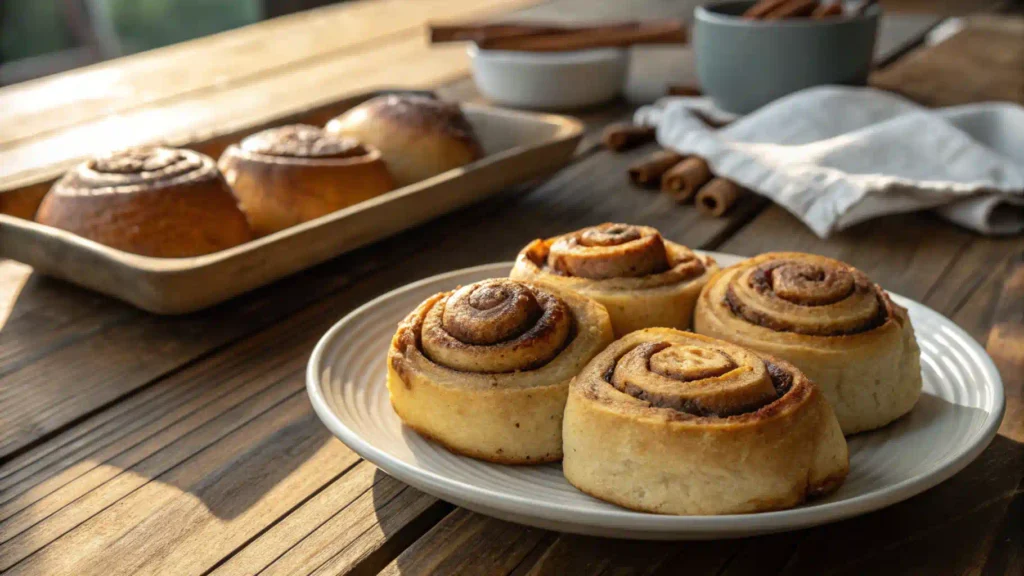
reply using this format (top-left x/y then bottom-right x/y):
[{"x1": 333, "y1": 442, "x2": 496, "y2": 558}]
[{"x1": 634, "y1": 86, "x2": 1024, "y2": 237}]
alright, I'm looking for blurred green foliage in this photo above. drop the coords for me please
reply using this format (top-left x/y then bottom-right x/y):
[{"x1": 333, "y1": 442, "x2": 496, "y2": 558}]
[
  {"x1": 1, "y1": 0, "x2": 262, "y2": 61},
  {"x1": 106, "y1": 0, "x2": 261, "y2": 53},
  {"x1": 1, "y1": 1, "x2": 75, "y2": 60}
]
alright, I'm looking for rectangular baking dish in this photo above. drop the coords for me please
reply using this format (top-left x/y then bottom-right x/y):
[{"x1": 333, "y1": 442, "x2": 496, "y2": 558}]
[{"x1": 0, "y1": 91, "x2": 583, "y2": 314}]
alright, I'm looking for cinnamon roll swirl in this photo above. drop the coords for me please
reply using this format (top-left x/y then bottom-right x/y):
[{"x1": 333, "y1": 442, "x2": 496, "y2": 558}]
[
  {"x1": 510, "y1": 223, "x2": 718, "y2": 336},
  {"x1": 218, "y1": 124, "x2": 394, "y2": 236},
  {"x1": 694, "y1": 252, "x2": 922, "y2": 434},
  {"x1": 387, "y1": 278, "x2": 613, "y2": 464},
  {"x1": 35, "y1": 147, "x2": 252, "y2": 257},
  {"x1": 563, "y1": 328, "x2": 848, "y2": 515}
]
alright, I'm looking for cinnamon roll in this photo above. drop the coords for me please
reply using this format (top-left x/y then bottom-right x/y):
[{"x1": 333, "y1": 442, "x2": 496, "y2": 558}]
[
  {"x1": 510, "y1": 223, "x2": 718, "y2": 337},
  {"x1": 563, "y1": 328, "x2": 848, "y2": 515},
  {"x1": 694, "y1": 252, "x2": 922, "y2": 434},
  {"x1": 218, "y1": 124, "x2": 394, "y2": 236},
  {"x1": 387, "y1": 278, "x2": 613, "y2": 464},
  {"x1": 325, "y1": 95, "x2": 484, "y2": 187},
  {"x1": 35, "y1": 147, "x2": 252, "y2": 257}
]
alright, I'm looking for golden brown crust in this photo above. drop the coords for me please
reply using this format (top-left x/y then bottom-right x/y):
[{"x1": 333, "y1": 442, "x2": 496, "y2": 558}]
[
  {"x1": 218, "y1": 124, "x2": 394, "y2": 236},
  {"x1": 392, "y1": 401, "x2": 562, "y2": 465},
  {"x1": 35, "y1": 147, "x2": 252, "y2": 257},
  {"x1": 693, "y1": 252, "x2": 923, "y2": 435},
  {"x1": 386, "y1": 278, "x2": 613, "y2": 464},
  {"x1": 510, "y1": 223, "x2": 718, "y2": 336},
  {"x1": 325, "y1": 95, "x2": 484, "y2": 187},
  {"x1": 562, "y1": 328, "x2": 849, "y2": 515},
  {"x1": 240, "y1": 124, "x2": 368, "y2": 158}
]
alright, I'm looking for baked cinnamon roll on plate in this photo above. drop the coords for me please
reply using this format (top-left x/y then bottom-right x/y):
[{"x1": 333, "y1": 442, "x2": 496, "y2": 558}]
[
  {"x1": 694, "y1": 253, "x2": 923, "y2": 435},
  {"x1": 307, "y1": 258, "x2": 1003, "y2": 538},
  {"x1": 511, "y1": 223, "x2": 717, "y2": 336},
  {"x1": 563, "y1": 328, "x2": 848, "y2": 515},
  {"x1": 387, "y1": 278, "x2": 612, "y2": 464}
]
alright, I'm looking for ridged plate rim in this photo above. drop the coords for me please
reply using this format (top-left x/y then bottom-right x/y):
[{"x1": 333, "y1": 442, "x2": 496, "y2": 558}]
[{"x1": 306, "y1": 256, "x2": 1005, "y2": 539}]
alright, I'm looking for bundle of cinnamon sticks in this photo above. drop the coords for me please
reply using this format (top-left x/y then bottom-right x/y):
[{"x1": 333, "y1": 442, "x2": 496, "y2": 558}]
[
  {"x1": 429, "y1": 20, "x2": 687, "y2": 52},
  {"x1": 743, "y1": 0, "x2": 849, "y2": 19},
  {"x1": 628, "y1": 150, "x2": 748, "y2": 217},
  {"x1": 601, "y1": 123, "x2": 750, "y2": 218}
]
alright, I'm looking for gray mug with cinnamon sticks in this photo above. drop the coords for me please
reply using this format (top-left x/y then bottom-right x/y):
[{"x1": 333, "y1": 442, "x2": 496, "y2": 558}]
[{"x1": 694, "y1": 1, "x2": 879, "y2": 114}]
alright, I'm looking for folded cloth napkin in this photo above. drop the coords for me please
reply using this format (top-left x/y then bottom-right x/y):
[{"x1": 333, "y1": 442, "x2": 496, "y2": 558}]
[{"x1": 634, "y1": 86, "x2": 1024, "y2": 237}]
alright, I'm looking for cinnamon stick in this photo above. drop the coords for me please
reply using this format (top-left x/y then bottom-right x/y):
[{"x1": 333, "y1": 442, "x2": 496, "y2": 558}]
[
  {"x1": 603, "y1": 123, "x2": 656, "y2": 152},
  {"x1": 661, "y1": 157, "x2": 712, "y2": 202},
  {"x1": 666, "y1": 84, "x2": 702, "y2": 97},
  {"x1": 429, "y1": 22, "x2": 566, "y2": 44},
  {"x1": 476, "y1": 21, "x2": 687, "y2": 52},
  {"x1": 628, "y1": 150, "x2": 684, "y2": 188},
  {"x1": 812, "y1": 3, "x2": 844, "y2": 18},
  {"x1": 764, "y1": 0, "x2": 818, "y2": 19},
  {"x1": 696, "y1": 178, "x2": 747, "y2": 217},
  {"x1": 743, "y1": 0, "x2": 790, "y2": 19}
]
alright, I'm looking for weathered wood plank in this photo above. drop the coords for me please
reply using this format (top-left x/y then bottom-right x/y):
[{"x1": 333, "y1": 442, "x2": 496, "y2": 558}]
[
  {"x1": 210, "y1": 462, "x2": 451, "y2": 576},
  {"x1": 3, "y1": 393, "x2": 349, "y2": 576},
  {"x1": 871, "y1": 15, "x2": 1024, "y2": 107},
  {"x1": 985, "y1": 252, "x2": 1024, "y2": 397},
  {"x1": 379, "y1": 508, "x2": 554, "y2": 576},
  {"x1": 0, "y1": 251, "x2": 383, "y2": 460},
  {"x1": 0, "y1": 303, "x2": 317, "y2": 529}
]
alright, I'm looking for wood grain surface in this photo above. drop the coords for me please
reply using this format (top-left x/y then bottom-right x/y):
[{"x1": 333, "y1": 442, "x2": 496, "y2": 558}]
[
  {"x1": 0, "y1": 0, "x2": 1021, "y2": 574},
  {"x1": 871, "y1": 15, "x2": 1024, "y2": 106}
]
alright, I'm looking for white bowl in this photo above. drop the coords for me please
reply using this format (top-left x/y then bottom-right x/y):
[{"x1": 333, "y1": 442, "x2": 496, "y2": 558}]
[{"x1": 469, "y1": 45, "x2": 628, "y2": 110}]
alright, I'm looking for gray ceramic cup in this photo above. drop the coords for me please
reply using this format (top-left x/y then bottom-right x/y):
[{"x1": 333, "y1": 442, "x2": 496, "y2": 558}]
[{"x1": 694, "y1": 1, "x2": 879, "y2": 114}]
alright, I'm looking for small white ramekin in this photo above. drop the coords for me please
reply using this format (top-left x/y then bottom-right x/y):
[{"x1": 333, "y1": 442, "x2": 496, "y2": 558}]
[{"x1": 468, "y1": 45, "x2": 628, "y2": 110}]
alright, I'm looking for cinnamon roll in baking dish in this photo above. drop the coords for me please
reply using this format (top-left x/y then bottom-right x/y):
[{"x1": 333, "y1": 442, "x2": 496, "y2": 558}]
[
  {"x1": 219, "y1": 124, "x2": 394, "y2": 236},
  {"x1": 386, "y1": 278, "x2": 613, "y2": 464},
  {"x1": 35, "y1": 147, "x2": 252, "y2": 257},
  {"x1": 510, "y1": 223, "x2": 718, "y2": 336},
  {"x1": 694, "y1": 252, "x2": 922, "y2": 435},
  {"x1": 326, "y1": 95, "x2": 484, "y2": 187},
  {"x1": 563, "y1": 328, "x2": 848, "y2": 515}
]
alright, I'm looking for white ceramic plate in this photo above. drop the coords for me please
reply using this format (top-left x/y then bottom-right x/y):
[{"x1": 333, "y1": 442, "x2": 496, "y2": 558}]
[{"x1": 306, "y1": 256, "x2": 1005, "y2": 540}]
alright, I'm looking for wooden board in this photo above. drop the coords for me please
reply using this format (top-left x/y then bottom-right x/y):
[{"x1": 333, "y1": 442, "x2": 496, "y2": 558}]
[
  {"x1": 0, "y1": 96, "x2": 582, "y2": 313},
  {"x1": 871, "y1": 15, "x2": 1024, "y2": 106}
]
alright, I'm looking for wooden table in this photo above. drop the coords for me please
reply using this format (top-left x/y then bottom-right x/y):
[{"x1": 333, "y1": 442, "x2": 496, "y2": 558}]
[{"x1": 1, "y1": 1, "x2": 1021, "y2": 574}]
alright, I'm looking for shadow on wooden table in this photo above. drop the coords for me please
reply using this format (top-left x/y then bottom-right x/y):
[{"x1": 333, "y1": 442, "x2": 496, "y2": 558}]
[
  {"x1": 380, "y1": 430, "x2": 1022, "y2": 575},
  {"x1": 161, "y1": 415, "x2": 332, "y2": 520}
]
